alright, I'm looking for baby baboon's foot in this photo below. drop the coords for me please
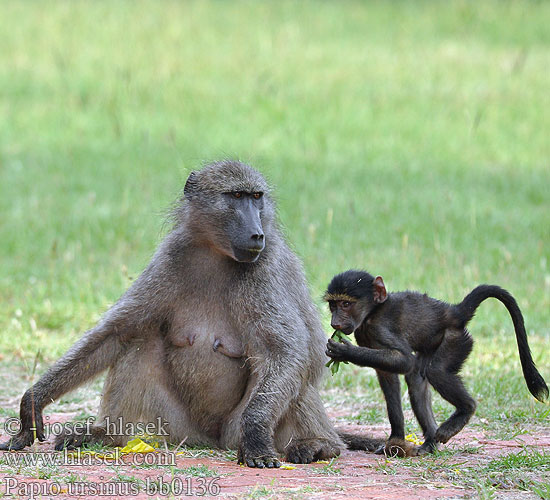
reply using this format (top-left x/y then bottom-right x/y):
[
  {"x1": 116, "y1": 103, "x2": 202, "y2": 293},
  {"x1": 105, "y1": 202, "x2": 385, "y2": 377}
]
[
  {"x1": 435, "y1": 407, "x2": 474, "y2": 444},
  {"x1": 417, "y1": 440, "x2": 438, "y2": 455},
  {"x1": 435, "y1": 421, "x2": 465, "y2": 444},
  {"x1": 285, "y1": 438, "x2": 340, "y2": 464}
]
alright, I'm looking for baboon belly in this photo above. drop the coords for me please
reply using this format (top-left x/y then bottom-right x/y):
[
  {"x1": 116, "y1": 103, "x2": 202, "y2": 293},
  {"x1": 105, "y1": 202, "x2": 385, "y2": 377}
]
[{"x1": 167, "y1": 325, "x2": 249, "y2": 434}]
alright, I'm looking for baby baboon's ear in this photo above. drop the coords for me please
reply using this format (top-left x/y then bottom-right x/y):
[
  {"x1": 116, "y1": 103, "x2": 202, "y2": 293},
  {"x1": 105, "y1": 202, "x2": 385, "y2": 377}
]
[
  {"x1": 373, "y1": 276, "x2": 387, "y2": 303},
  {"x1": 184, "y1": 171, "x2": 198, "y2": 199}
]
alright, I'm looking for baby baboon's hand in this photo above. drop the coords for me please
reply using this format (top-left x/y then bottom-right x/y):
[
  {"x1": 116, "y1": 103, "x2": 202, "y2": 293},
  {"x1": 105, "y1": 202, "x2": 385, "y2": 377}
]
[{"x1": 326, "y1": 337, "x2": 354, "y2": 362}]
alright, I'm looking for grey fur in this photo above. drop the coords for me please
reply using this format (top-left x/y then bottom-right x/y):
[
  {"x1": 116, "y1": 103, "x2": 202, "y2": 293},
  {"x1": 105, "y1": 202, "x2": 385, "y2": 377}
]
[{"x1": 0, "y1": 160, "x2": 342, "y2": 467}]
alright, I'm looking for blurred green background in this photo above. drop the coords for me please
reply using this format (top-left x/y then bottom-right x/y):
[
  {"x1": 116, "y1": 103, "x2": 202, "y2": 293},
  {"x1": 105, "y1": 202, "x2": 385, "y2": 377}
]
[{"x1": 0, "y1": 1, "x2": 548, "y2": 421}]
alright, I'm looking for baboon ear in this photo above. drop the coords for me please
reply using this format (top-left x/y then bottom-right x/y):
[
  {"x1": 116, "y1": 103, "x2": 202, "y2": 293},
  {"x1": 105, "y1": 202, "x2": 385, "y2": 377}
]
[
  {"x1": 373, "y1": 276, "x2": 387, "y2": 303},
  {"x1": 184, "y1": 171, "x2": 198, "y2": 199}
]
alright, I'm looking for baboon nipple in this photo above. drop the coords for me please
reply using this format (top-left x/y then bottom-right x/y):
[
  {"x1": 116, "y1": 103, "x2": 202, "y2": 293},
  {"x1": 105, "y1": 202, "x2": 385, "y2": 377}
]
[
  {"x1": 169, "y1": 331, "x2": 196, "y2": 348},
  {"x1": 213, "y1": 337, "x2": 244, "y2": 359}
]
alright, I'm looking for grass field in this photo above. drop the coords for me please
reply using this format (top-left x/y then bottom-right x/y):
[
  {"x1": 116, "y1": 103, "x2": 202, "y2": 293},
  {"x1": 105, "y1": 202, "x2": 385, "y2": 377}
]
[{"x1": 0, "y1": 1, "x2": 549, "y2": 496}]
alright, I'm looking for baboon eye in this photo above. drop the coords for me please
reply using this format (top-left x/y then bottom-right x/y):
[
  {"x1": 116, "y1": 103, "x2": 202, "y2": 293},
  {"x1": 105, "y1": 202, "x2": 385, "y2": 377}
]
[
  {"x1": 341, "y1": 301, "x2": 351, "y2": 309},
  {"x1": 233, "y1": 192, "x2": 243, "y2": 199},
  {"x1": 253, "y1": 192, "x2": 263, "y2": 199}
]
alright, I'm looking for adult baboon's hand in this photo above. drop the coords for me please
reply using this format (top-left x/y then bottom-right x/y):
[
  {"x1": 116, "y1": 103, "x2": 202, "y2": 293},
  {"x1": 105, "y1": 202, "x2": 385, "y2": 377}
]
[
  {"x1": 0, "y1": 392, "x2": 46, "y2": 450},
  {"x1": 0, "y1": 412, "x2": 44, "y2": 450},
  {"x1": 237, "y1": 444, "x2": 281, "y2": 468},
  {"x1": 0, "y1": 429, "x2": 36, "y2": 451}
]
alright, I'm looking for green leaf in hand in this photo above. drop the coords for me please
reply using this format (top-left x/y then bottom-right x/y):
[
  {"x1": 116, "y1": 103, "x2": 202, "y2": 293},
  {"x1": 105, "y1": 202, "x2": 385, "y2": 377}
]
[
  {"x1": 331, "y1": 330, "x2": 353, "y2": 343},
  {"x1": 325, "y1": 330, "x2": 351, "y2": 375}
]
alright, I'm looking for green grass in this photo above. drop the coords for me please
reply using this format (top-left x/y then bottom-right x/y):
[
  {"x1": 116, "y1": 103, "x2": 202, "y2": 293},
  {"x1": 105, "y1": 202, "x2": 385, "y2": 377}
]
[
  {"x1": 378, "y1": 448, "x2": 550, "y2": 498},
  {"x1": 311, "y1": 458, "x2": 342, "y2": 476},
  {"x1": 169, "y1": 464, "x2": 219, "y2": 478},
  {"x1": 0, "y1": 0, "x2": 549, "y2": 463}
]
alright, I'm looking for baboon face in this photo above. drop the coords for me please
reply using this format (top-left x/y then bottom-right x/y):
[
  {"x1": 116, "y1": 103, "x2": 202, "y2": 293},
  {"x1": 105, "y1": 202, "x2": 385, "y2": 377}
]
[
  {"x1": 325, "y1": 272, "x2": 387, "y2": 334},
  {"x1": 327, "y1": 300, "x2": 364, "y2": 335},
  {"x1": 220, "y1": 190, "x2": 266, "y2": 263},
  {"x1": 183, "y1": 161, "x2": 272, "y2": 263}
]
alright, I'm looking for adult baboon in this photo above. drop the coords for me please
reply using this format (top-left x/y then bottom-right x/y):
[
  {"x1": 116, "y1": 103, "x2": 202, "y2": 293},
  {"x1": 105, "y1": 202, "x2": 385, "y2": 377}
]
[{"x1": 1, "y1": 160, "x2": 342, "y2": 468}]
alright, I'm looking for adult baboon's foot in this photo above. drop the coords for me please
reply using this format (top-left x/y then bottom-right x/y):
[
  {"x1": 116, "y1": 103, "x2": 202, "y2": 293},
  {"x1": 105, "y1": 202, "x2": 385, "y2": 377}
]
[
  {"x1": 237, "y1": 445, "x2": 281, "y2": 468},
  {"x1": 383, "y1": 438, "x2": 420, "y2": 457},
  {"x1": 373, "y1": 438, "x2": 421, "y2": 457},
  {"x1": 284, "y1": 438, "x2": 340, "y2": 464}
]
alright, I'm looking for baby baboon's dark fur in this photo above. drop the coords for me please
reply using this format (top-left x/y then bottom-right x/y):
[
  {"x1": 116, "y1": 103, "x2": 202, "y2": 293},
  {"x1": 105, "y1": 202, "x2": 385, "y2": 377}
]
[
  {"x1": 326, "y1": 270, "x2": 548, "y2": 456},
  {"x1": 0, "y1": 160, "x2": 342, "y2": 468}
]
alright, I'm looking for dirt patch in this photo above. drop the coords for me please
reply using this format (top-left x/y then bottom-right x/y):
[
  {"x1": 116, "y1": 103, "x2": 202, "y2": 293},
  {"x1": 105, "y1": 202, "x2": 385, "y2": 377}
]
[{"x1": 1, "y1": 414, "x2": 549, "y2": 499}]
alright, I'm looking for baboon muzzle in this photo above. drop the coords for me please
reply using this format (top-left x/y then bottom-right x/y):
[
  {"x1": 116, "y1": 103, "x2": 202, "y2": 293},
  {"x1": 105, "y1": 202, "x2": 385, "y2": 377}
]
[{"x1": 231, "y1": 205, "x2": 265, "y2": 263}]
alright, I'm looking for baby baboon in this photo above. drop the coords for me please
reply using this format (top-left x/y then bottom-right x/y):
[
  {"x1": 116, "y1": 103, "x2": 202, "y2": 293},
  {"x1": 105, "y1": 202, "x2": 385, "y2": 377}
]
[
  {"x1": 325, "y1": 270, "x2": 548, "y2": 455},
  {"x1": 1, "y1": 160, "x2": 342, "y2": 468}
]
